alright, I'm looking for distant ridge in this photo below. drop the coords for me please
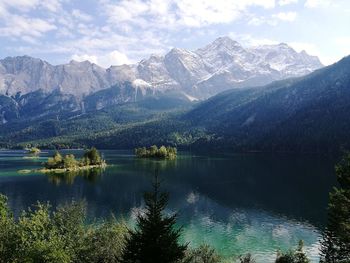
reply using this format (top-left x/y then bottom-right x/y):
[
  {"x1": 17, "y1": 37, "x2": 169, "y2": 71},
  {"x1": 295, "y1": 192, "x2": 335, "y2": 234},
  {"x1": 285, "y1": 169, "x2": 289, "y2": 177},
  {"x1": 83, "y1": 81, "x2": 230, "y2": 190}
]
[{"x1": 0, "y1": 36, "x2": 322, "y2": 100}]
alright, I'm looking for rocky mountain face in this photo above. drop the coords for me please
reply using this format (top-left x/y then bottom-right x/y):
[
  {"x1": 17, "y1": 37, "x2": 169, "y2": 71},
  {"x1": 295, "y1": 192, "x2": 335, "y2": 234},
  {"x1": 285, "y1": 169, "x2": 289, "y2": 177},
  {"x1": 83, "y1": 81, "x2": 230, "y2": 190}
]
[{"x1": 0, "y1": 36, "x2": 323, "y2": 124}]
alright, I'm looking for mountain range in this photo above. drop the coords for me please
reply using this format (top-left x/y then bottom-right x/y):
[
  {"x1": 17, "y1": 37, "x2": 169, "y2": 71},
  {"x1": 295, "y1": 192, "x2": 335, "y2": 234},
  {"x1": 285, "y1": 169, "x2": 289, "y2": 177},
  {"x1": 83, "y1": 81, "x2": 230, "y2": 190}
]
[
  {"x1": 3, "y1": 36, "x2": 349, "y2": 153},
  {"x1": 0, "y1": 36, "x2": 322, "y2": 124},
  {"x1": 68, "y1": 54, "x2": 349, "y2": 153}
]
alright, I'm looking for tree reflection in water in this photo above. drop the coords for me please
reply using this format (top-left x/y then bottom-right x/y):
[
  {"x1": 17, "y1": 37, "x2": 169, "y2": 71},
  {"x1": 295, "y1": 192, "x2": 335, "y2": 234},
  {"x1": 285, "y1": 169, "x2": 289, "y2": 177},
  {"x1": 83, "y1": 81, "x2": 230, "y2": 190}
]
[{"x1": 47, "y1": 168, "x2": 105, "y2": 185}]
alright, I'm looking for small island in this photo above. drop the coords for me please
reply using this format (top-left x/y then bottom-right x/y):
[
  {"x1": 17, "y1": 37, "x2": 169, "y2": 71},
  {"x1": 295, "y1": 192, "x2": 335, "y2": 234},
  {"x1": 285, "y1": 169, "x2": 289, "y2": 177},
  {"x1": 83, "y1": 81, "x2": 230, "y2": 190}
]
[
  {"x1": 23, "y1": 147, "x2": 41, "y2": 159},
  {"x1": 40, "y1": 147, "x2": 106, "y2": 173},
  {"x1": 135, "y1": 145, "x2": 177, "y2": 159}
]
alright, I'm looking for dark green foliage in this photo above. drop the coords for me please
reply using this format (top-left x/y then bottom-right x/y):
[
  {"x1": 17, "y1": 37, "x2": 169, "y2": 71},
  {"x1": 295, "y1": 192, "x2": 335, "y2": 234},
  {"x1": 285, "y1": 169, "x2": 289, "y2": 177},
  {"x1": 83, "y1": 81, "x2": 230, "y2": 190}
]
[
  {"x1": 183, "y1": 244, "x2": 222, "y2": 263},
  {"x1": 121, "y1": 175, "x2": 187, "y2": 263},
  {"x1": 0, "y1": 89, "x2": 194, "y2": 150},
  {"x1": 63, "y1": 154, "x2": 79, "y2": 168},
  {"x1": 0, "y1": 194, "x2": 127, "y2": 263},
  {"x1": 275, "y1": 240, "x2": 310, "y2": 263},
  {"x1": 239, "y1": 253, "x2": 256, "y2": 263},
  {"x1": 78, "y1": 217, "x2": 127, "y2": 263},
  {"x1": 83, "y1": 147, "x2": 103, "y2": 165},
  {"x1": 45, "y1": 151, "x2": 64, "y2": 169},
  {"x1": 45, "y1": 148, "x2": 105, "y2": 170},
  {"x1": 135, "y1": 145, "x2": 177, "y2": 159},
  {"x1": 320, "y1": 153, "x2": 350, "y2": 262},
  {"x1": 0, "y1": 194, "x2": 16, "y2": 263}
]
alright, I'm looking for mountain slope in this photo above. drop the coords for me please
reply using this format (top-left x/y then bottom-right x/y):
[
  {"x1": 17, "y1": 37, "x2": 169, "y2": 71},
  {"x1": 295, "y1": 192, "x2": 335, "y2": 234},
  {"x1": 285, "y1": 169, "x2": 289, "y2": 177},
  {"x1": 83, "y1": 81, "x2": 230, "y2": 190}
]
[{"x1": 183, "y1": 55, "x2": 350, "y2": 152}]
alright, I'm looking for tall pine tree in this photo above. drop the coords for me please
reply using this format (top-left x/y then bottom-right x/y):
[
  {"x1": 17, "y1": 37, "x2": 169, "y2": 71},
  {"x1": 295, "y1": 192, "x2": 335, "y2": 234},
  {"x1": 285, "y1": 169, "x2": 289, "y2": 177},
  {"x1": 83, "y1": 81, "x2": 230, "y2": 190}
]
[
  {"x1": 121, "y1": 173, "x2": 187, "y2": 263},
  {"x1": 320, "y1": 153, "x2": 350, "y2": 262}
]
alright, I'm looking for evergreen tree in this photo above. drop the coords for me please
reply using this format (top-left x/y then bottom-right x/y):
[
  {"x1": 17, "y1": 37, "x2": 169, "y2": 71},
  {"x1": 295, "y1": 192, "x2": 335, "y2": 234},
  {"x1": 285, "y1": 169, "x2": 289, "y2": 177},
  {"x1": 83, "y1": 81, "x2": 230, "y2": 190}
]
[
  {"x1": 121, "y1": 173, "x2": 187, "y2": 263},
  {"x1": 83, "y1": 147, "x2": 102, "y2": 165},
  {"x1": 320, "y1": 153, "x2": 350, "y2": 262}
]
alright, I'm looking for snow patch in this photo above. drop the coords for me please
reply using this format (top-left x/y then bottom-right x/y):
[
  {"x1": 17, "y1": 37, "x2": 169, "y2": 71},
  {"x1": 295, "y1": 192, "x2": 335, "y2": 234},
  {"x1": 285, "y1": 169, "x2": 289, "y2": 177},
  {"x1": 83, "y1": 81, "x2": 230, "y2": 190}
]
[
  {"x1": 132, "y1": 79, "x2": 152, "y2": 88},
  {"x1": 1, "y1": 111, "x2": 7, "y2": 124},
  {"x1": 183, "y1": 92, "x2": 199, "y2": 102},
  {"x1": 0, "y1": 77, "x2": 5, "y2": 94}
]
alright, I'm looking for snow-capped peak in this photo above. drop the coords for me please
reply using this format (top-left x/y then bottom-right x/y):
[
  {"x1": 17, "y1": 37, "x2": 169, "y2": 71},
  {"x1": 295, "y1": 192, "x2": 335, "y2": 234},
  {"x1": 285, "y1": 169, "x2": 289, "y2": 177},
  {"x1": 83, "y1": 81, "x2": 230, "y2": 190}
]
[{"x1": 0, "y1": 36, "x2": 324, "y2": 101}]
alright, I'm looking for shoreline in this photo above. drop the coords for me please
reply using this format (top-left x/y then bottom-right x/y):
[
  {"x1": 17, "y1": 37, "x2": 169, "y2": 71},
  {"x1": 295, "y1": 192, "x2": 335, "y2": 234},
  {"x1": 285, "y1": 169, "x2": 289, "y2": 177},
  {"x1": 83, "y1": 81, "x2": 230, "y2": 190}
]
[{"x1": 18, "y1": 163, "x2": 107, "y2": 174}]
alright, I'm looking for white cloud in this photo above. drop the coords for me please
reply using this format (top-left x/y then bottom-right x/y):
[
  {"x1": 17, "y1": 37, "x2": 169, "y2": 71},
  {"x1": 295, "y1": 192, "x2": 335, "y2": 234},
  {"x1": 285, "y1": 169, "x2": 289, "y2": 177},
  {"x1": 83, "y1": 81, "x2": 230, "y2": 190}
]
[
  {"x1": 0, "y1": 0, "x2": 40, "y2": 11},
  {"x1": 248, "y1": 16, "x2": 279, "y2": 26},
  {"x1": 0, "y1": 0, "x2": 62, "y2": 12},
  {"x1": 100, "y1": 50, "x2": 131, "y2": 66},
  {"x1": 304, "y1": 0, "x2": 331, "y2": 8},
  {"x1": 71, "y1": 50, "x2": 131, "y2": 67},
  {"x1": 273, "y1": 12, "x2": 297, "y2": 21},
  {"x1": 278, "y1": 0, "x2": 298, "y2": 6},
  {"x1": 175, "y1": 1, "x2": 242, "y2": 26},
  {"x1": 335, "y1": 36, "x2": 350, "y2": 46},
  {"x1": 288, "y1": 42, "x2": 320, "y2": 55},
  {"x1": 248, "y1": 12, "x2": 297, "y2": 26},
  {"x1": 288, "y1": 41, "x2": 336, "y2": 65},
  {"x1": 335, "y1": 37, "x2": 350, "y2": 58},
  {"x1": 40, "y1": 0, "x2": 62, "y2": 12},
  {"x1": 102, "y1": 0, "x2": 276, "y2": 28},
  {"x1": 0, "y1": 15, "x2": 57, "y2": 39},
  {"x1": 72, "y1": 9, "x2": 93, "y2": 22},
  {"x1": 71, "y1": 54, "x2": 98, "y2": 64},
  {"x1": 229, "y1": 32, "x2": 279, "y2": 46}
]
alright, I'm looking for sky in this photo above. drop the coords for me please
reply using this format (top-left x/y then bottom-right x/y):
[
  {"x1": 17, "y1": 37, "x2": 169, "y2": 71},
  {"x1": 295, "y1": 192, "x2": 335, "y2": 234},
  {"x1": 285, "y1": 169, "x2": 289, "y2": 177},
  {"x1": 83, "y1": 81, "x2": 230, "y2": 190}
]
[{"x1": 0, "y1": 0, "x2": 349, "y2": 67}]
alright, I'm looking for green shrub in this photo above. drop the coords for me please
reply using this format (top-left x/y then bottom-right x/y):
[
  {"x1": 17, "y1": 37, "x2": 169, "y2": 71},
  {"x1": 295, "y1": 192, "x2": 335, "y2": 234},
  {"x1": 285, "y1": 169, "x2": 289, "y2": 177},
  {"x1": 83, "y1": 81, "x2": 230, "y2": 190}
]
[
  {"x1": 0, "y1": 195, "x2": 126, "y2": 263},
  {"x1": 135, "y1": 145, "x2": 177, "y2": 159},
  {"x1": 45, "y1": 148, "x2": 105, "y2": 170},
  {"x1": 276, "y1": 241, "x2": 310, "y2": 263},
  {"x1": 184, "y1": 244, "x2": 222, "y2": 263}
]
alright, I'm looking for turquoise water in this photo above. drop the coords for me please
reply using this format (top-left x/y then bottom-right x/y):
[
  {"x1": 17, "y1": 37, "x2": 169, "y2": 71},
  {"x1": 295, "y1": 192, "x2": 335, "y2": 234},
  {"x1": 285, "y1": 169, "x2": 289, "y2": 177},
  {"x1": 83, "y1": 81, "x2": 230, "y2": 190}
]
[{"x1": 0, "y1": 150, "x2": 337, "y2": 262}]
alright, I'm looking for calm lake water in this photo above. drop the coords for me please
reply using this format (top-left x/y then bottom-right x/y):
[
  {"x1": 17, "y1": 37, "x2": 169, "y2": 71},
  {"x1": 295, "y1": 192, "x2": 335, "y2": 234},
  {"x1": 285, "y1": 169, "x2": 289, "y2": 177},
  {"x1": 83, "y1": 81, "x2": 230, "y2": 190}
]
[{"x1": 0, "y1": 150, "x2": 337, "y2": 262}]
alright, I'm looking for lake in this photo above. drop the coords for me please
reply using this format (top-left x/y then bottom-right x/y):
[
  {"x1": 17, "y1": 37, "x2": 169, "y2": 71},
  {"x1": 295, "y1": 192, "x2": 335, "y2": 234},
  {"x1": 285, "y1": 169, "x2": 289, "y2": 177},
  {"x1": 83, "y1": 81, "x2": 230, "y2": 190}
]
[{"x1": 0, "y1": 150, "x2": 337, "y2": 262}]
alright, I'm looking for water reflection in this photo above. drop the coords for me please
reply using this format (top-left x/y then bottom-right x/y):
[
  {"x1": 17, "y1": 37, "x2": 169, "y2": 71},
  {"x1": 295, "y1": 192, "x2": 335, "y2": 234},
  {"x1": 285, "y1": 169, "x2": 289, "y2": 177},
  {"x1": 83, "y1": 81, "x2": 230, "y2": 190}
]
[
  {"x1": 0, "y1": 150, "x2": 337, "y2": 262},
  {"x1": 47, "y1": 168, "x2": 105, "y2": 185}
]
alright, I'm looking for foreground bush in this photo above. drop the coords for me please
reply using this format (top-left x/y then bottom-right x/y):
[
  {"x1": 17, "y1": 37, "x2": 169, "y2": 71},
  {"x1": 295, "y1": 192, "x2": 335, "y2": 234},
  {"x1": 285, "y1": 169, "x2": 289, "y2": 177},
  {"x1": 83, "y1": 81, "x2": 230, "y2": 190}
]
[
  {"x1": 275, "y1": 241, "x2": 310, "y2": 263},
  {"x1": 320, "y1": 152, "x2": 350, "y2": 262},
  {"x1": 183, "y1": 244, "x2": 222, "y2": 263},
  {"x1": 0, "y1": 195, "x2": 127, "y2": 263}
]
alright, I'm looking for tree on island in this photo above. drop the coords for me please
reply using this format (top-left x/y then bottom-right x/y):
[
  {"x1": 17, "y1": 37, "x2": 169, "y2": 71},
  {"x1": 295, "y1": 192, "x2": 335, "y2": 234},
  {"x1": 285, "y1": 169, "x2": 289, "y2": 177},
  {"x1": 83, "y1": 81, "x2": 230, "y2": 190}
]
[
  {"x1": 83, "y1": 147, "x2": 103, "y2": 165},
  {"x1": 46, "y1": 151, "x2": 64, "y2": 169},
  {"x1": 45, "y1": 148, "x2": 105, "y2": 170},
  {"x1": 135, "y1": 145, "x2": 177, "y2": 159},
  {"x1": 320, "y1": 153, "x2": 350, "y2": 262},
  {"x1": 121, "y1": 173, "x2": 187, "y2": 263},
  {"x1": 27, "y1": 147, "x2": 41, "y2": 156}
]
